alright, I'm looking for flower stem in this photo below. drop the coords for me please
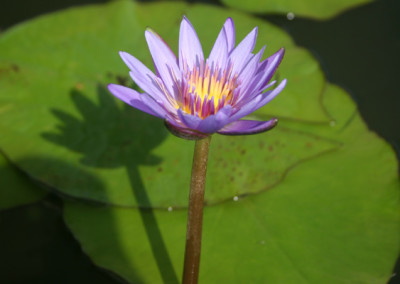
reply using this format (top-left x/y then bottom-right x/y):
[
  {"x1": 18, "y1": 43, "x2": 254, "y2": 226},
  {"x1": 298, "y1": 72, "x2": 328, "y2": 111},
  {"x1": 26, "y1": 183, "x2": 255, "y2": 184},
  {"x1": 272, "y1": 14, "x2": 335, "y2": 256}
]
[{"x1": 182, "y1": 135, "x2": 212, "y2": 284}]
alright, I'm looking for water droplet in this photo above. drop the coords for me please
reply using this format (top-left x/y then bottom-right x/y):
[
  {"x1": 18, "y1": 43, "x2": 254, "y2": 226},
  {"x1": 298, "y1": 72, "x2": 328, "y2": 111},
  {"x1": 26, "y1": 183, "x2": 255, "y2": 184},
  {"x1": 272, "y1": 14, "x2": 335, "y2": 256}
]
[
  {"x1": 287, "y1": 12, "x2": 295, "y2": 20},
  {"x1": 233, "y1": 196, "x2": 239, "y2": 201},
  {"x1": 330, "y1": 120, "x2": 336, "y2": 127},
  {"x1": 167, "y1": 206, "x2": 173, "y2": 212}
]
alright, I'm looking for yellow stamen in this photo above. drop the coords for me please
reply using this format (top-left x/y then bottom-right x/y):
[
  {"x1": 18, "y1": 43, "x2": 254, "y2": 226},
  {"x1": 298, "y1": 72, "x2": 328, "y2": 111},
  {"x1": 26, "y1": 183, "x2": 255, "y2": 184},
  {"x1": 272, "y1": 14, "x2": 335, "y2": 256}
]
[{"x1": 180, "y1": 63, "x2": 238, "y2": 118}]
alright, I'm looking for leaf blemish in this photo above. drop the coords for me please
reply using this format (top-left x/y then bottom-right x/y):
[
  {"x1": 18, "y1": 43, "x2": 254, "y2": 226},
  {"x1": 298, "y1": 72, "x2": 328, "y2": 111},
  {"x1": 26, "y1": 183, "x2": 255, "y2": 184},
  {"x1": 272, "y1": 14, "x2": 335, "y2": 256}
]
[{"x1": 0, "y1": 63, "x2": 20, "y2": 76}]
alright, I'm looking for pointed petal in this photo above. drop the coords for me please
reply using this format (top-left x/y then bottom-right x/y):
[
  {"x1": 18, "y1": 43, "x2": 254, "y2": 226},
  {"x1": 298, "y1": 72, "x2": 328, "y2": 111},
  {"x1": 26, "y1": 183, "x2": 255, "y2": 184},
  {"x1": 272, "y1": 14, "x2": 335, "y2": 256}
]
[
  {"x1": 254, "y1": 48, "x2": 285, "y2": 90},
  {"x1": 229, "y1": 27, "x2": 258, "y2": 75},
  {"x1": 141, "y1": 92, "x2": 172, "y2": 118},
  {"x1": 232, "y1": 79, "x2": 286, "y2": 122},
  {"x1": 237, "y1": 45, "x2": 265, "y2": 91},
  {"x1": 128, "y1": 71, "x2": 175, "y2": 112},
  {"x1": 238, "y1": 48, "x2": 285, "y2": 105},
  {"x1": 218, "y1": 118, "x2": 278, "y2": 135},
  {"x1": 145, "y1": 29, "x2": 181, "y2": 96},
  {"x1": 208, "y1": 18, "x2": 234, "y2": 68},
  {"x1": 208, "y1": 30, "x2": 228, "y2": 69},
  {"x1": 108, "y1": 84, "x2": 167, "y2": 118},
  {"x1": 227, "y1": 95, "x2": 263, "y2": 123},
  {"x1": 179, "y1": 16, "x2": 204, "y2": 71},
  {"x1": 258, "y1": 80, "x2": 277, "y2": 94},
  {"x1": 119, "y1": 51, "x2": 172, "y2": 107},
  {"x1": 223, "y1": 17, "x2": 235, "y2": 52},
  {"x1": 120, "y1": 51, "x2": 154, "y2": 76},
  {"x1": 252, "y1": 79, "x2": 287, "y2": 112}
]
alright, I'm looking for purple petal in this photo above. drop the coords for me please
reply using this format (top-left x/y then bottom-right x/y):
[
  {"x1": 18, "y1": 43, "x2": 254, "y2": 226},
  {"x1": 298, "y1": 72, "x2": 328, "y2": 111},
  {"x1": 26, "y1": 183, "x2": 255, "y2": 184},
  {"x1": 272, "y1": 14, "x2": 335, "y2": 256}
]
[
  {"x1": 108, "y1": 84, "x2": 167, "y2": 119},
  {"x1": 208, "y1": 18, "x2": 235, "y2": 68},
  {"x1": 258, "y1": 80, "x2": 277, "y2": 94},
  {"x1": 128, "y1": 71, "x2": 176, "y2": 113},
  {"x1": 208, "y1": 24, "x2": 228, "y2": 69},
  {"x1": 179, "y1": 16, "x2": 204, "y2": 71},
  {"x1": 178, "y1": 105, "x2": 233, "y2": 133},
  {"x1": 252, "y1": 79, "x2": 287, "y2": 112},
  {"x1": 237, "y1": 45, "x2": 265, "y2": 91},
  {"x1": 229, "y1": 79, "x2": 286, "y2": 123},
  {"x1": 229, "y1": 27, "x2": 258, "y2": 75},
  {"x1": 238, "y1": 48, "x2": 285, "y2": 105},
  {"x1": 165, "y1": 119, "x2": 209, "y2": 140},
  {"x1": 119, "y1": 51, "x2": 173, "y2": 108},
  {"x1": 218, "y1": 119, "x2": 278, "y2": 135},
  {"x1": 145, "y1": 29, "x2": 181, "y2": 96},
  {"x1": 140, "y1": 92, "x2": 172, "y2": 118},
  {"x1": 196, "y1": 105, "x2": 232, "y2": 133},
  {"x1": 178, "y1": 109, "x2": 202, "y2": 130},
  {"x1": 226, "y1": 95, "x2": 263, "y2": 124},
  {"x1": 253, "y1": 48, "x2": 285, "y2": 92},
  {"x1": 223, "y1": 18, "x2": 235, "y2": 53}
]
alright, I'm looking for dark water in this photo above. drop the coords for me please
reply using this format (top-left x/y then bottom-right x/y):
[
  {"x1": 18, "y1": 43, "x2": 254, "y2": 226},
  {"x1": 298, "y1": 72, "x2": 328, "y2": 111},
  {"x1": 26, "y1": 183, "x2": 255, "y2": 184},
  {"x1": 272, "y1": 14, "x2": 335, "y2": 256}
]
[
  {"x1": 0, "y1": 0, "x2": 399, "y2": 283},
  {"x1": 0, "y1": 195, "x2": 126, "y2": 284},
  {"x1": 264, "y1": 0, "x2": 400, "y2": 157}
]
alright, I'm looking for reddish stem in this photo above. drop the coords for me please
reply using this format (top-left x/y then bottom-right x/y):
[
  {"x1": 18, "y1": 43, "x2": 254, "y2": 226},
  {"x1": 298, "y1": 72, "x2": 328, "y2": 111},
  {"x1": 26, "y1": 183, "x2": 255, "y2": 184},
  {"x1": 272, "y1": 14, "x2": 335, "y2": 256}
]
[{"x1": 182, "y1": 136, "x2": 212, "y2": 284}]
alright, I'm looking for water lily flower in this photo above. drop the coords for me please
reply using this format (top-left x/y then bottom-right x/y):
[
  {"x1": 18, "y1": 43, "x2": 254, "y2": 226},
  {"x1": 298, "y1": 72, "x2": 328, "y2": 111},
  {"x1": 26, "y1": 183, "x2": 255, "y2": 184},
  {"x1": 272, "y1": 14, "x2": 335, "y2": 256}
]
[{"x1": 108, "y1": 16, "x2": 286, "y2": 139}]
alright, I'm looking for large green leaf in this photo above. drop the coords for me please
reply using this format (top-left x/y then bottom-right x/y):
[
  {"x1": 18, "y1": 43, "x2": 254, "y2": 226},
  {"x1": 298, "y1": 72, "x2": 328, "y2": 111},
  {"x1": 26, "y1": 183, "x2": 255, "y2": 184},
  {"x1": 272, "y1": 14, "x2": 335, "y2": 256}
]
[
  {"x1": 220, "y1": 0, "x2": 373, "y2": 20},
  {"x1": 64, "y1": 83, "x2": 399, "y2": 283},
  {"x1": 0, "y1": 152, "x2": 46, "y2": 210},
  {"x1": 0, "y1": 0, "x2": 333, "y2": 208},
  {"x1": 0, "y1": 1, "x2": 398, "y2": 283}
]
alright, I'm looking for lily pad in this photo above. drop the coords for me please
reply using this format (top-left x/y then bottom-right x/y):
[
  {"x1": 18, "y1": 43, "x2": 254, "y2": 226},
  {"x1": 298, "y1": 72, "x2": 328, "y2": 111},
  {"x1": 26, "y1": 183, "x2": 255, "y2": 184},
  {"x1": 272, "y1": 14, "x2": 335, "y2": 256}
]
[
  {"x1": 220, "y1": 0, "x2": 373, "y2": 20},
  {"x1": 0, "y1": 152, "x2": 46, "y2": 210},
  {"x1": 0, "y1": 0, "x2": 333, "y2": 208},
  {"x1": 0, "y1": 1, "x2": 397, "y2": 283},
  {"x1": 64, "y1": 84, "x2": 399, "y2": 283}
]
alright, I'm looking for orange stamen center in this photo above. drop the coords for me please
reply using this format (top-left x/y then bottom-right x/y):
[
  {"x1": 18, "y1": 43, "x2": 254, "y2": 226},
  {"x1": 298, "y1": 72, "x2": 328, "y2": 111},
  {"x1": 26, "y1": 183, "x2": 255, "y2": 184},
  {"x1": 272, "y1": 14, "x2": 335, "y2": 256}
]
[{"x1": 178, "y1": 61, "x2": 239, "y2": 118}]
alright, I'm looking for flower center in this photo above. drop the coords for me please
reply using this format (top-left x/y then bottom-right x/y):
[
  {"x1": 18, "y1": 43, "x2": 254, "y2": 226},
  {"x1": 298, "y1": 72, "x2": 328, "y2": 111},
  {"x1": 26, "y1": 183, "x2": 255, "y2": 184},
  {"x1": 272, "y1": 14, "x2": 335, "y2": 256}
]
[{"x1": 178, "y1": 62, "x2": 239, "y2": 119}]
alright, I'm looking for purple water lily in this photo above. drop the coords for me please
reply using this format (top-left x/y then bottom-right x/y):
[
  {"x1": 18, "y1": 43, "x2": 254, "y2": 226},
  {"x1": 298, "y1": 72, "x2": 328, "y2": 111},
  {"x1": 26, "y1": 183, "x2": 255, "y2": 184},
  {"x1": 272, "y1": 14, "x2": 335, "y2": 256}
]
[{"x1": 108, "y1": 16, "x2": 286, "y2": 139}]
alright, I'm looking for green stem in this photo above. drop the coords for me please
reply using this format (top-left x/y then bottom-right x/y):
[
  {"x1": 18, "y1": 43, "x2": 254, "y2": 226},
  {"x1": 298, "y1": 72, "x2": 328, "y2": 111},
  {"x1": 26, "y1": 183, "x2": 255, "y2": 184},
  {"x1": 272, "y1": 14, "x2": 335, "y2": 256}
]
[{"x1": 182, "y1": 135, "x2": 212, "y2": 284}]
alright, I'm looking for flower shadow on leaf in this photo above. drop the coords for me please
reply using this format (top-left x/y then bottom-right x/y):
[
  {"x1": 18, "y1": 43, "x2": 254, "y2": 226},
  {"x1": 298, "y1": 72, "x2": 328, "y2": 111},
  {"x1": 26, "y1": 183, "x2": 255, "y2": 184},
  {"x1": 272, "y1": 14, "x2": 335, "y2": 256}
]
[
  {"x1": 42, "y1": 84, "x2": 168, "y2": 169},
  {"x1": 41, "y1": 84, "x2": 179, "y2": 284}
]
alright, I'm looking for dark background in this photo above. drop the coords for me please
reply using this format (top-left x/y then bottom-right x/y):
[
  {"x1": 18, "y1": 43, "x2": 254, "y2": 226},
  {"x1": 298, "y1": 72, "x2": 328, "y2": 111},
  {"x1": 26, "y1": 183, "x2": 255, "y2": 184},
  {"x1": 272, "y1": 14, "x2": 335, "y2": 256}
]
[{"x1": 0, "y1": 0, "x2": 399, "y2": 283}]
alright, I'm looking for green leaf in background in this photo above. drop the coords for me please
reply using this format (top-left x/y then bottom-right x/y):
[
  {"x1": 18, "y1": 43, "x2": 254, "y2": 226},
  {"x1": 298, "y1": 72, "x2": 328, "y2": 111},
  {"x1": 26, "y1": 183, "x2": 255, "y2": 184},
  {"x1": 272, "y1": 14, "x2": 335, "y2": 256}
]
[
  {"x1": 0, "y1": 0, "x2": 334, "y2": 208},
  {"x1": 0, "y1": 0, "x2": 398, "y2": 283},
  {"x1": 64, "y1": 82, "x2": 399, "y2": 284},
  {"x1": 220, "y1": 0, "x2": 373, "y2": 20},
  {"x1": 0, "y1": 152, "x2": 46, "y2": 210}
]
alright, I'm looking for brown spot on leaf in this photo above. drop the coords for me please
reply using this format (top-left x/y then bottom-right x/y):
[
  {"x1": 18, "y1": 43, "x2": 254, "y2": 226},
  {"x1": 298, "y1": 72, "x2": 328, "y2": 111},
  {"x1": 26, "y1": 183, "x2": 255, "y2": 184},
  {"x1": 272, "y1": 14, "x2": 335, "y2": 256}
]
[
  {"x1": 11, "y1": 64, "x2": 19, "y2": 72},
  {"x1": 305, "y1": 142, "x2": 313, "y2": 148},
  {"x1": 116, "y1": 75, "x2": 129, "y2": 86},
  {"x1": 0, "y1": 64, "x2": 20, "y2": 76},
  {"x1": 74, "y1": 82, "x2": 84, "y2": 91}
]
